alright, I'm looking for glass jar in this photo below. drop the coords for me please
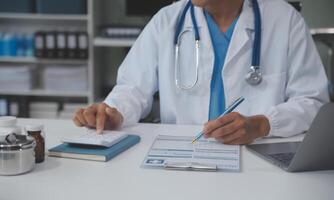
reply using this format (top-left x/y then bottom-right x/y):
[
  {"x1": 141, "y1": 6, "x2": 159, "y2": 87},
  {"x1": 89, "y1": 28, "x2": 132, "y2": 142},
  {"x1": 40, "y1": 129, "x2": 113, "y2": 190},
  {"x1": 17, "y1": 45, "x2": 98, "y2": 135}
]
[{"x1": 25, "y1": 125, "x2": 45, "y2": 163}]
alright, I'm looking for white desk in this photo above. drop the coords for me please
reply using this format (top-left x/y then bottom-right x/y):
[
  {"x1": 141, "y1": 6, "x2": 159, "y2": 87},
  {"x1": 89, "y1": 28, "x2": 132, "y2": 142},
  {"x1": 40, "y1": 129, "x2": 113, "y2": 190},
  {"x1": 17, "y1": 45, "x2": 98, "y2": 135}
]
[{"x1": 1, "y1": 118, "x2": 333, "y2": 200}]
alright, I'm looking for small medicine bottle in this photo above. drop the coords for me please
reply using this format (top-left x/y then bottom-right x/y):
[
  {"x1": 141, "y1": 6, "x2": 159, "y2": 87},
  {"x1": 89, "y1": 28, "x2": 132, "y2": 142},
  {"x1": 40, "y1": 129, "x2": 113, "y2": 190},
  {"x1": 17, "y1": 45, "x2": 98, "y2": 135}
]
[{"x1": 25, "y1": 124, "x2": 45, "y2": 163}]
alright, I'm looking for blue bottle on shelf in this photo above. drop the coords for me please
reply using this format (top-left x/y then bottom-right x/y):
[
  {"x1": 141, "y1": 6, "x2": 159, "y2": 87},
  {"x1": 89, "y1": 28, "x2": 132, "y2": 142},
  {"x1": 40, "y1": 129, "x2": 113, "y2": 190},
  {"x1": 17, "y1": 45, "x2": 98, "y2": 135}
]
[
  {"x1": 2, "y1": 33, "x2": 10, "y2": 56},
  {"x1": 25, "y1": 34, "x2": 35, "y2": 57},
  {"x1": 0, "y1": 32, "x2": 4, "y2": 57},
  {"x1": 3, "y1": 33, "x2": 18, "y2": 57},
  {"x1": 16, "y1": 34, "x2": 26, "y2": 57},
  {"x1": 10, "y1": 34, "x2": 18, "y2": 57}
]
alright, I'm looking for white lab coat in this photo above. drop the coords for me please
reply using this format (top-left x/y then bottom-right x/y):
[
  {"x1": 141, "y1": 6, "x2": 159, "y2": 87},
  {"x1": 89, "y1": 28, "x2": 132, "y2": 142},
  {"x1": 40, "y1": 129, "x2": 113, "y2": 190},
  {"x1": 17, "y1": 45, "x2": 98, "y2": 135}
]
[{"x1": 104, "y1": 0, "x2": 329, "y2": 137}]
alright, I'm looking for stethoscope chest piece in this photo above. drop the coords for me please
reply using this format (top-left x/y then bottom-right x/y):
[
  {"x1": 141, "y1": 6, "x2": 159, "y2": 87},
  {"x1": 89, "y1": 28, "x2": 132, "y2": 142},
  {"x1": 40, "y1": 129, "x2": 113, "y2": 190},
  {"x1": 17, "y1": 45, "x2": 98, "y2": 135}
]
[{"x1": 245, "y1": 66, "x2": 262, "y2": 85}]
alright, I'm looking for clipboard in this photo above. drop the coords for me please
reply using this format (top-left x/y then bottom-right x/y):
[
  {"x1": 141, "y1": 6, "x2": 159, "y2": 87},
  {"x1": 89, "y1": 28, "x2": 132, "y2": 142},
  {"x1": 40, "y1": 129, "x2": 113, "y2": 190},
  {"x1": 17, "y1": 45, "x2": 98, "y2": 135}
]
[
  {"x1": 164, "y1": 162, "x2": 218, "y2": 172},
  {"x1": 142, "y1": 135, "x2": 240, "y2": 172}
]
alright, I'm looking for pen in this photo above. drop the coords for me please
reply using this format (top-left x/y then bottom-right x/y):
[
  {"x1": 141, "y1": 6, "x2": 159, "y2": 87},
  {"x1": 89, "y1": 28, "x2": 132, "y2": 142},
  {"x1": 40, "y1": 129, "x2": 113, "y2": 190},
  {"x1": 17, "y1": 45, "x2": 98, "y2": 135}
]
[{"x1": 191, "y1": 97, "x2": 245, "y2": 144}]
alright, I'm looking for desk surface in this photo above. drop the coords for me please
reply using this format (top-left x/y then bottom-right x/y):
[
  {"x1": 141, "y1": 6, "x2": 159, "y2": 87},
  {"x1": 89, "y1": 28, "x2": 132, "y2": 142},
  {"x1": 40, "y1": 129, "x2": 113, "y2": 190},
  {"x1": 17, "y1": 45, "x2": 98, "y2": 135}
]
[{"x1": 1, "y1": 118, "x2": 333, "y2": 200}]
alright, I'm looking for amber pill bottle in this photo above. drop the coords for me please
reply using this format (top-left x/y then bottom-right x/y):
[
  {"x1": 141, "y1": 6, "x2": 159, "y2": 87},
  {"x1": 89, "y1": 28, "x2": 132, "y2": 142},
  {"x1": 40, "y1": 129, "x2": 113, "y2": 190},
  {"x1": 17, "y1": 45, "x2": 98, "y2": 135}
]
[{"x1": 25, "y1": 125, "x2": 45, "y2": 163}]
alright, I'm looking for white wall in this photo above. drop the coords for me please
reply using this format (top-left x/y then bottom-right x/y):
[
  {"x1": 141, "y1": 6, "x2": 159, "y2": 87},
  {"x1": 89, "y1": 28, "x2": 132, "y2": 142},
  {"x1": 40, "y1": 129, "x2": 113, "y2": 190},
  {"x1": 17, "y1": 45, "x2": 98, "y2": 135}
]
[{"x1": 298, "y1": 0, "x2": 334, "y2": 28}]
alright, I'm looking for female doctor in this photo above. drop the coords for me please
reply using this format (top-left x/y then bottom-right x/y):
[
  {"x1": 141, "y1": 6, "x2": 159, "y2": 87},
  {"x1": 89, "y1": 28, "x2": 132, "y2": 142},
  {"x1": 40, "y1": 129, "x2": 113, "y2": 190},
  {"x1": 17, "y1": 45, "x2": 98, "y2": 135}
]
[{"x1": 73, "y1": 0, "x2": 329, "y2": 144}]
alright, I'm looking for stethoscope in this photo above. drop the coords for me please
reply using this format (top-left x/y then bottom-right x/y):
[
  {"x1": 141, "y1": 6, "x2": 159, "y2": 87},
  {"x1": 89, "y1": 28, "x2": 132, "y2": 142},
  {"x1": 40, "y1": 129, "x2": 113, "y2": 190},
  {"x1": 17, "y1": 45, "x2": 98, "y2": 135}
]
[{"x1": 174, "y1": 0, "x2": 262, "y2": 90}]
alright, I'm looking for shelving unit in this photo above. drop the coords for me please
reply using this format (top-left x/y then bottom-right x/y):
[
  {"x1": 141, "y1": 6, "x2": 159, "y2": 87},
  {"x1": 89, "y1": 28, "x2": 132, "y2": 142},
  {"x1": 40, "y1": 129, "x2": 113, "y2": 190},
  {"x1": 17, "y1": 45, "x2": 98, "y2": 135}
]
[
  {"x1": 0, "y1": 0, "x2": 95, "y2": 117},
  {"x1": 90, "y1": 0, "x2": 148, "y2": 101},
  {"x1": 311, "y1": 28, "x2": 334, "y2": 100},
  {"x1": 0, "y1": 0, "x2": 147, "y2": 118}
]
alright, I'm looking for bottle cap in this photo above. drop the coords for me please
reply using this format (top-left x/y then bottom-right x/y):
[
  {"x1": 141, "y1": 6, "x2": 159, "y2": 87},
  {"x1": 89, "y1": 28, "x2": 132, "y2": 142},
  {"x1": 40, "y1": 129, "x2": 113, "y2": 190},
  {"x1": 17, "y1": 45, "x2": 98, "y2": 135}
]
[
  {"x1": 0, "y1": 116, "x2": 17, "y2": 127},
  {"x1": 25, "y1": 124, "x2": 44, "y2": 132}
]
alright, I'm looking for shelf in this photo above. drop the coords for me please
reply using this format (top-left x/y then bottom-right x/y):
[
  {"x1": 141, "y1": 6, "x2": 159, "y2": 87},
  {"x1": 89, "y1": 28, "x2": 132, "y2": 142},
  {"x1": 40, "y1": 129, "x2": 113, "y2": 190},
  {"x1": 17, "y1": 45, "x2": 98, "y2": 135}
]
[
  {"x1": 310, "y1": 28, "x2": 334, "y2": 35},
  {"x1": 311, "y1": 28, "x2": 334, "y2": 47},
  {"x1": 0, "y1": 13, "x2": 88, "y2": 21},
  {"x1": 0, "y1": 57, "x2": 88, "y2": 65},
  {"x1": 0, "y1": 90, "x2": 89, "y2": 97},
  {"x1": 94, "y1": 37, "x2": 136, "y2": 47}
]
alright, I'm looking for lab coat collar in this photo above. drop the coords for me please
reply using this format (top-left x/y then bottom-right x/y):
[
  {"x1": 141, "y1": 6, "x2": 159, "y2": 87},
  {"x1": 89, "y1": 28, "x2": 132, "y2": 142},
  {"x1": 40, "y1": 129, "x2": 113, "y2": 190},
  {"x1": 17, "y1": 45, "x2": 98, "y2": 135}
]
[
  {"x1": 224, "y1": 0, "x2": 260, "y2": 71},
  {"x1": 183, "y1": 5, "x2": 204, "y2": 29},
  {"x1": 239, "y1": 0, "x2": 256, "y2": 31}
]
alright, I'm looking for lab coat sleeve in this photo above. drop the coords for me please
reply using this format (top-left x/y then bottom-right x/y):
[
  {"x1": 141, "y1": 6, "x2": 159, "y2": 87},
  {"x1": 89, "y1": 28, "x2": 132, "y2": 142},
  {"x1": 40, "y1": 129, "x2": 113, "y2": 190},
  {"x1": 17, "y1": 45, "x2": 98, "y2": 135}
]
[
  {"x1": 103, "y1": 15, "x2": 160, "y2": 127},
  {"x1": 264, "y1": 11, "x2": 330, "y2": 137}
]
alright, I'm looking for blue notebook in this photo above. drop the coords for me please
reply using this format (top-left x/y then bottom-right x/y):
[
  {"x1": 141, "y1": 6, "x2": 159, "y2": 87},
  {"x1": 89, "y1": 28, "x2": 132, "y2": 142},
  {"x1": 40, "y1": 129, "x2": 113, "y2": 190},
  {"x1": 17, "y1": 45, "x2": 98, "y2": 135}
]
[{"x1": 49, "y1": 135, "x2": 140, "y2": 162}]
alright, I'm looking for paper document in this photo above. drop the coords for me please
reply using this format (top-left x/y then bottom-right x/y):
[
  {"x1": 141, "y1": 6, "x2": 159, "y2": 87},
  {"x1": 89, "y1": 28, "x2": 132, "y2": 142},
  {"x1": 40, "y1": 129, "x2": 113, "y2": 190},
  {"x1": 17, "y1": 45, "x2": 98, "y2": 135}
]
[{"x1": 142, "y1": 135, "x2": 240, "y2": 172}]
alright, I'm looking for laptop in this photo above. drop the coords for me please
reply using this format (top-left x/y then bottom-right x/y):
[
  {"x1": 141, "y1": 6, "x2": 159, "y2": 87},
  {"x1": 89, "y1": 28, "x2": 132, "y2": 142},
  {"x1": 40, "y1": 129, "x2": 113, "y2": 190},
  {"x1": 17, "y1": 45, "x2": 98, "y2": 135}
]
[{"x1": 247, "y1": 103, "x2": 334, "y2": 172}]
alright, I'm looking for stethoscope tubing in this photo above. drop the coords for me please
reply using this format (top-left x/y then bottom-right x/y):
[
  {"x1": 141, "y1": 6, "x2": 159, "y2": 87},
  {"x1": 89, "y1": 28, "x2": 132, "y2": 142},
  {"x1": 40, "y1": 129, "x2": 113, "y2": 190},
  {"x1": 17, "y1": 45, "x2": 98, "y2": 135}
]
[{"x1": 174, "y1": 0, "x2": 262, "y2": 89}]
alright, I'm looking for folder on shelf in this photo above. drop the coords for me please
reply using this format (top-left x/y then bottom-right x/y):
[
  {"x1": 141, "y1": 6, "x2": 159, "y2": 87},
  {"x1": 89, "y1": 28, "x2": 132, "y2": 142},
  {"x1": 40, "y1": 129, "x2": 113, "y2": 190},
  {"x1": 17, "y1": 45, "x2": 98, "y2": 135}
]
[
  {"x1": 78, "y1": 32, "x2": 88, "y2": 59},
  {"x1": 66, "y1": 32, "x2": 78, "y2": 59},
  {"x1": 56, "y1": 32, "x2": 67, "y2": 58},
  {"x1": 34, "y1": 31, "x2": 45, "y2": 58},
  {"x1": 45, "y1": 32, "x2": 56, "y2": 58}
]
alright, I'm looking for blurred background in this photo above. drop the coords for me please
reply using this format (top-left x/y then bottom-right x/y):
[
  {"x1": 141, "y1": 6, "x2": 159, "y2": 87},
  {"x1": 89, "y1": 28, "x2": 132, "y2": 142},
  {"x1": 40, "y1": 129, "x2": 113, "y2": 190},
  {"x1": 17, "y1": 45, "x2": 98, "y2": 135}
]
[{"x1": 0, "y1": 0, "x2": 333, "y2": 122}]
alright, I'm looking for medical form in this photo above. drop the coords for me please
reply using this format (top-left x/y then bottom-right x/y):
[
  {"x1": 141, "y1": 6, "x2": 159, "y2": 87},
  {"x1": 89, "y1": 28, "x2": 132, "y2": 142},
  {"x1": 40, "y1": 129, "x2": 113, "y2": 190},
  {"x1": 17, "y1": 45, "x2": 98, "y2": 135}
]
[{"x1": 142, "y1": 135, "x2": 240, "y2": 172}]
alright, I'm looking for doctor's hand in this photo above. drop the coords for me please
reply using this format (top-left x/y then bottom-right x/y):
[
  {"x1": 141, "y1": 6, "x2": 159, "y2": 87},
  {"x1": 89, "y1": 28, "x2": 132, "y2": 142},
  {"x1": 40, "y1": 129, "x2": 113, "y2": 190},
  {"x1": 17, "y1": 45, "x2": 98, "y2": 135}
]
[
  {"x1": 72, "y1": 103, "x2": 124, "y2": 134},
  {"x1": 203, "y1": 112, "x2": 270, "y2": 145}
]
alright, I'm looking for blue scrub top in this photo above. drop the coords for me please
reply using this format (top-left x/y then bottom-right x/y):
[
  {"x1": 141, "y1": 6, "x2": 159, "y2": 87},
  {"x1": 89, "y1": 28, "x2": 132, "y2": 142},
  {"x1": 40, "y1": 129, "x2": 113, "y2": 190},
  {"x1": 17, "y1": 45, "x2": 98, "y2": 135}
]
[{"x1": 205, "y1": 11, "x2": 238, "y2": 120}]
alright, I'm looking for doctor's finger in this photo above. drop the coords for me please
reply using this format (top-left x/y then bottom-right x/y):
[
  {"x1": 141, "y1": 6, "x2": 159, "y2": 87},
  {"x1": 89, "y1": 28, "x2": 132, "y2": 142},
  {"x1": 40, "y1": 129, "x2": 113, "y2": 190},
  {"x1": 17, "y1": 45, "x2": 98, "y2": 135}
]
[
  {"x1": 74, "y1": 108, "x2": 87, "y2": 126},
  {"x1": 204, "y1": 112, "x2": 240, "y2": 136},
  {"x1": 83, "y1": 104, "x2": 98, "y2": 128},
  {"x1": 228, "y1": 133, "x2": 256, "y2": 145},
  {"x1": 106, "y1": 108, "x2": 123, "y2": 129},
  {"x1": 96, "y1": 104, "x2": 108, "y2": 134},
  {"x1": 73, "y1": 116, "x2": 84, "y2": 127},
  {"x1": 209, "y1": 119, "x2": 245, "y2": 139},
  {"x1": 218, "y1": 129, "x2": 246, "y2": 144},
  {"x1": 228, "y1": 137, "x2": 250, "y2": 145}
]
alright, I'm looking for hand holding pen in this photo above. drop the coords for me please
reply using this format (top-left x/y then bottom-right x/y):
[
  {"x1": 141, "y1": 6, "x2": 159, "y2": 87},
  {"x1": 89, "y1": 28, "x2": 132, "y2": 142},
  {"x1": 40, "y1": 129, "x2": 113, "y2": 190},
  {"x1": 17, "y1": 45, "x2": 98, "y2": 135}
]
[
  {"x1": 193, "y1": 97, "x2": 271, "y2": 145},
  {"x1": 192, "y1": 97, "x2": 244, "y2": 143}
]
